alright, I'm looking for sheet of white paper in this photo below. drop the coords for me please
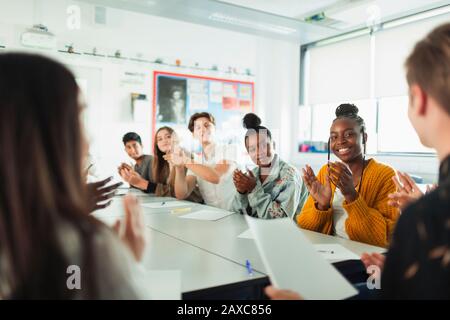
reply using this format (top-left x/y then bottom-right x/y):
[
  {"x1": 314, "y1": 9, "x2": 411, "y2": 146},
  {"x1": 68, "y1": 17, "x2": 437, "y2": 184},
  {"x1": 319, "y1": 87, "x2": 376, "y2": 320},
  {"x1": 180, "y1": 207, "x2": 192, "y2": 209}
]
[
  {"x1": 115, "y1": 188, "x2": 128, "y2": 196},
  {"x1": 141, "y1": 201, "x2": 191, "y2": 209},
  {"x1": 126, "y1": 188, "x2": 150, "y2": 196},
  {"x1": 223, "y1": 83, "x2": 237, "y2": 98},
  {"x1": 238, "y1": 229, "x2": 254, "y2": 239},
  {"x1": 236, "y1": 230, "x2": 362, "y2": 262},
  {"x1": 94, "y1": 212, "x2": 123, "y2": 223},
  {"x1": 188, "y1": 79, "x2": 208, "y2": 94},
  {"x1": 209, "y1": 81, "x2": 223, "y2": 103},
  {"x1": 313, "y1": 244, "x2": 361, "y2": 263},
  {"x1": 245, "y1": 216, "x2": 358, "y2": 300},
  {"x1": 142, "y1": 270, "x2": 181, "y2": 300},
  {"x1": 133, "y1": 99, "x2": 148, "y2": 123},
  {"x1": 189, "y1": 93, "x2": 209, "y2": 110},
  {"x1": 180, "y1": 209, "x2": 233, "y2": 221}
]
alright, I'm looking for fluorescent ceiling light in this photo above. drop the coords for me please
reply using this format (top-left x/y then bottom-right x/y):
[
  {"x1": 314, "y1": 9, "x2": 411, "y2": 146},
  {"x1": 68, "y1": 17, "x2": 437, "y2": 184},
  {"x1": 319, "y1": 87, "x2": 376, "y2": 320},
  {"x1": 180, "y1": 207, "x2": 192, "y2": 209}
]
[
  {"x1": 327, "y1": 1, "x2": 377, "y2": 28},
  {"x1": 119, "y1": 0, "x2": 156, "y2": 5},
  {"x1": 314, "y1": 28, "x2": 370, "y2": 46},
  {"x1": 208, "y1": 13, "x2": 297, "y2": 35},
  {"x1": 383, "y1": 5, "x2": 450, "y2": 29}
]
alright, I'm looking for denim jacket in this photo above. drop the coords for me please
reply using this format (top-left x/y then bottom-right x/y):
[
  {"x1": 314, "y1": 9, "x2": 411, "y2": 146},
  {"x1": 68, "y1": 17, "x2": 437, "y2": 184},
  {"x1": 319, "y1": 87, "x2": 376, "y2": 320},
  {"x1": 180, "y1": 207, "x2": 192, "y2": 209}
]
[{"x1": 231, "y1": 155, "x2": 308, "y2": 220}]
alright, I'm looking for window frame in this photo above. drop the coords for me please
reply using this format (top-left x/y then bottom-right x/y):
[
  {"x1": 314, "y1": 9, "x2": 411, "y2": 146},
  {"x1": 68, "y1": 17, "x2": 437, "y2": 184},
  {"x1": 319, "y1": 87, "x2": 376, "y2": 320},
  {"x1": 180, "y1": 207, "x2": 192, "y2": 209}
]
[{"x1": 298, "y1": 18, "x2": 441, "y2": 156}]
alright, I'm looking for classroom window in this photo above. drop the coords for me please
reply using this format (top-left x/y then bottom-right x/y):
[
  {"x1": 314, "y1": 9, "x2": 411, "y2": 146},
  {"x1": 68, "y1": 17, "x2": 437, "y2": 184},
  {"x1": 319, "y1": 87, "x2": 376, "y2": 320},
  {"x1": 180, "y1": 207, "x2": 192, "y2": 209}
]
[
  {"x1": 377, "y1": 96, "x2": 433, "y2": 153},
  {"x1": 297, "y1": 105, "x2": 312, "y2": 149},
  {"x1": 300, "y1": 12, "x2": 449, "y2": 155},
  {"x1": 299, "y1": 99, "x2": 377, "y2": 154}
]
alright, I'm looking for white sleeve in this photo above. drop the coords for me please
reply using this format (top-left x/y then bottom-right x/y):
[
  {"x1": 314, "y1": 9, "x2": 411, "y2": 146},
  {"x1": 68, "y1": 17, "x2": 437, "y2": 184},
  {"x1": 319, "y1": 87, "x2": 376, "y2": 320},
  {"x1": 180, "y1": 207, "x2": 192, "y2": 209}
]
[{"x1": 93, "y1": 228, "x2": 152, "y2": 299}]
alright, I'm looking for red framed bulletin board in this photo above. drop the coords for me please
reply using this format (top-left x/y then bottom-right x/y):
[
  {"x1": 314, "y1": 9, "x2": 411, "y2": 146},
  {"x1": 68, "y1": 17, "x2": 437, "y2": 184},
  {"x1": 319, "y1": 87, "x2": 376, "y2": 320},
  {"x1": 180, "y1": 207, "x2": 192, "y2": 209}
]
[{"x1": 152, "y1": 71, "x2": 255, "y2": 143}]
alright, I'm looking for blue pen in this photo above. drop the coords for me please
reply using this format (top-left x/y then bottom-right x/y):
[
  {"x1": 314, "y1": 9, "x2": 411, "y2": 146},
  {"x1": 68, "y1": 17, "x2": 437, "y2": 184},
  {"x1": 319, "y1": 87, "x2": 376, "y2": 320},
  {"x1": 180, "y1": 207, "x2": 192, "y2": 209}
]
[{"x1": 245, "y1": 260, "x2": 253, "y2": 276}]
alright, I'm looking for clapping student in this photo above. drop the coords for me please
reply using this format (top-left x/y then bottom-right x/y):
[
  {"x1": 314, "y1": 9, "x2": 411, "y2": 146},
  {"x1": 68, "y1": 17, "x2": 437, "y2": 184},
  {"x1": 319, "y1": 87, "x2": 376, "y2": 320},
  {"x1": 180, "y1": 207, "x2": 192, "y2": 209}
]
[
  {"x1": 388, "y1": 171, "x2": 436, "y2": 211},
  {"x1": 0, "y1": 53, "x2": 148, "y2": 299},
  {"x1": 297, "y1": 104, "x2": 400, "y2": 247},
  {"x1": 118, "y1": 132, "x2": 154, "y2": 191},
  {"x1": 267, "y1": 22, "x2": 450, "y2": 300},
  {"x1": 377, "y1": 22, "x2": 450, "y2": 299},
  {"x1": 83, "y1": 154, "x2": 123, "y2": 212},
  {"x1": 126, "y1": 126, "x2": 203, "y2": 202},
  {"x1": 231, "y1": 113, "x2": 308, "y2": 219},
  {"x1": 170, "y1": 112, "x2": 236, "y2": 210}
]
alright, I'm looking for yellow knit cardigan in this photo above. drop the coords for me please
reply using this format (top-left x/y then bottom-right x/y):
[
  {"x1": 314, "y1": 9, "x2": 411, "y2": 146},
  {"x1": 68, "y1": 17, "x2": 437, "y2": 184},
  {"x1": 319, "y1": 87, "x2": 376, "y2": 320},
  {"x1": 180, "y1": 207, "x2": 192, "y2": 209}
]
[{"x1": 297, "y1": 159, "x2": 400, "y2": 247}]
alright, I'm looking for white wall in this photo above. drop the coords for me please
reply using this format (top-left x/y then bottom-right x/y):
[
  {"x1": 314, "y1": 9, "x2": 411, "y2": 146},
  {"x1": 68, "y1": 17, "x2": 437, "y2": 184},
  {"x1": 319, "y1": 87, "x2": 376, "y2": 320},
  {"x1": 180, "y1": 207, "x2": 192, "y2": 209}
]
[
  {"x1": 0, "y1": 0, "x2": 299, "y2": 179},
  {"x1": 0, "y1": 0, "x2": 440, "y2": 183},
  {"x1": 255, "y1": 39, "x2": 300, "y2": 161}
]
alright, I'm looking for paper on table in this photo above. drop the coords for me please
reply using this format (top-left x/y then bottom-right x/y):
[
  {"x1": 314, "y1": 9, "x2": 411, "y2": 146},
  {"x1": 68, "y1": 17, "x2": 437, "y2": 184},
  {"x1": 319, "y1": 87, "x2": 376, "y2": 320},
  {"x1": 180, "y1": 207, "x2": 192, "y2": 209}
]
[
  {"x1": 141, "y1": 270, "x2": 181, "y2": 300},
  {"x1": 237, "y1": 230, "x2": 362, "y2": 262},
  {"x1": 122, "y1": 190, "x2": 152, "y2": 197},
  {"x1": 141, "y1": 201, "x2": 190, "y2": 209},
  {"x1": 180, "y1": 209, "x2": 233, "y2": 221},
  {"x1": 92, "y1": 205, "x2": 124, "y2": 219},
  {"x1": 94, "y1": 213, "x2": 123, "y2": 224},
  {"x1": 238, "y1": 229, "x2": 254, "y2": 239},
  {"x1": 115, "y1": 188, "x2": 128, "y2": 196},
  {"x1": 314, "y1": 244, "x2": 361, "y2": 263},
  {"x1": 127, "y1": 188, "x2": 146, "y2": 194},
  {"x1": 245, "y1": 216, "x2": 358, "y2": 300}
]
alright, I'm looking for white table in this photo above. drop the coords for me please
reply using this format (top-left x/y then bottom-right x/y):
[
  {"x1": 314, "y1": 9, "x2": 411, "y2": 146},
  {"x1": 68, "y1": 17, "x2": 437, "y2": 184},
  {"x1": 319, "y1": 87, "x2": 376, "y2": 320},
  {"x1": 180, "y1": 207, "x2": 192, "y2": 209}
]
[
  {"x1": 95, "y1": 191, "x2": 385, "y2": 298},
  {"x1": 95, "y1": 197, "x2": 268, "y2": 298}
]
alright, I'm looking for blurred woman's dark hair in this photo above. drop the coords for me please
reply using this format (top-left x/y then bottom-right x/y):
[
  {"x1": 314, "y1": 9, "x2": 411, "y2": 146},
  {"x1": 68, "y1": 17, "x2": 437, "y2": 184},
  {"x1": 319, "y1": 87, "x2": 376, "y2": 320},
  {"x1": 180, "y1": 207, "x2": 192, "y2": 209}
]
[
  {"x1": 0, "y1": 53, "x2": 100, "y2": 299},
  {"x1": 242, "y1": 113, "x2": 272, "y2": 145}
]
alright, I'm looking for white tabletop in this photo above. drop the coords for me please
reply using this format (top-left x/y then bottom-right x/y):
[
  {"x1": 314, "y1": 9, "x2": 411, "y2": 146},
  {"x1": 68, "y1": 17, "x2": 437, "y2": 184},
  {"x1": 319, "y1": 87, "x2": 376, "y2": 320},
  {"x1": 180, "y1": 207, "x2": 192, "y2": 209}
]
[
  {"x1": 95, "y1": 191, "x2": 385, "y2": 294},
  {"x1": 95, "y1": 197, "x2": 267, "y2": 295}
]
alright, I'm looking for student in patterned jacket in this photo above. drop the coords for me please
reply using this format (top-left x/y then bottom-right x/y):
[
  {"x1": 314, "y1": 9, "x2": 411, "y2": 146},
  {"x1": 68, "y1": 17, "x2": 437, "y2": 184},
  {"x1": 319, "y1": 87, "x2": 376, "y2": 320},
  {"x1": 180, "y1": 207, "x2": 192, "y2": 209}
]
[{"x1": 231, "y1": 113, "x2": 308, "y2": 220}]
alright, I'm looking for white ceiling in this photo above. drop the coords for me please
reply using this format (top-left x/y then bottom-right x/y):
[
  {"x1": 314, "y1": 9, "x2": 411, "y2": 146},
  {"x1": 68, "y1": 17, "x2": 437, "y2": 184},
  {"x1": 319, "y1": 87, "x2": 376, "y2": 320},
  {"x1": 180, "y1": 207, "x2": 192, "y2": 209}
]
[
  {"x1": 217, "y1": 0, "x2": 340, "y2": 19},
  {"x1": 76, "y1": 0, "x2": 450, "y2": 44},
  {"x1": 219, "y1": 0, "x2": 450, "y2": 21},
  {"x1": 77, "y1": 0, "x2": 341, "y2": 43}
]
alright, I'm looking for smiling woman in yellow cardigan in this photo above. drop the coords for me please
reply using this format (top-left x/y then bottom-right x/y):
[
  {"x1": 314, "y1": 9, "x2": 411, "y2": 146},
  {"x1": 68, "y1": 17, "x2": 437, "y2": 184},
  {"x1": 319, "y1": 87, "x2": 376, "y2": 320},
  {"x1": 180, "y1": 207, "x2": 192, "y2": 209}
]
[{"x1": 297, "y1": 104, "x2": 400, "y2": 248}]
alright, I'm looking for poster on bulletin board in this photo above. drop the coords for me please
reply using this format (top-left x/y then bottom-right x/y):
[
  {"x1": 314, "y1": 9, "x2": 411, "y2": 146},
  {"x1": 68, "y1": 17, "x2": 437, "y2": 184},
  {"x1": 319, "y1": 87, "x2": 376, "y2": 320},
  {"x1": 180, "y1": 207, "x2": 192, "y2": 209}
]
[{"x1": 152, "y1": 71, "x2": 255, "y2": 150}]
